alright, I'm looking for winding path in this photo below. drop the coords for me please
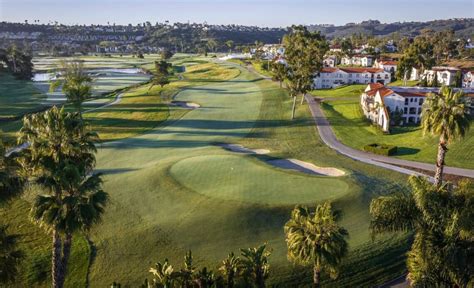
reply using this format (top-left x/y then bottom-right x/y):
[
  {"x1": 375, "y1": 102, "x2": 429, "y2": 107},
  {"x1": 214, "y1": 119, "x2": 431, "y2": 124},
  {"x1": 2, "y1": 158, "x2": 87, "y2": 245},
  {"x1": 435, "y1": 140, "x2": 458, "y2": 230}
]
[
  {"x1": 305, "y1": 94, "x2": 474, "y2": 179},
  {"x1": 246, "y1": 64, "x2": 474, "y2": 179}
]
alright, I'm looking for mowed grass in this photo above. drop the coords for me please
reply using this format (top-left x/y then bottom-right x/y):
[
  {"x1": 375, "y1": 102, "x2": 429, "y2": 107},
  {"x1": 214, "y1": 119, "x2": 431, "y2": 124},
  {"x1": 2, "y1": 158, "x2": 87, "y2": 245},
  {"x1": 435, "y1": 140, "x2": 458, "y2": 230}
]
[
  {"x1": 86, "y1": 62, "x2": 410, "y2": 287},
  {"x1": 0, "y1": 72, "x2": 45, "y2": 119},
  {"x1": 310, "y1": 84, "x2": 365, "y2": 99},
  {"x1": 85, "y1": 60, "x2": 241, "y2": 141},
  {"x1": 320, "y1": 97, "x2": 474, "y2": 169},
  {"x1": 170, "y1": 154, "x2": 349, "y2": 205}
]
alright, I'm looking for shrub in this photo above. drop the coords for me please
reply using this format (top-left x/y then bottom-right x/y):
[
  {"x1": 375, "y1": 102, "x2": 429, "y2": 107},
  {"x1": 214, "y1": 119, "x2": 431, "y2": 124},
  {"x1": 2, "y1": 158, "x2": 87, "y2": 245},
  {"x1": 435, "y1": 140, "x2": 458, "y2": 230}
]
[{"x1": 363, "y1": 143, "x2": 398, "y2": 156}]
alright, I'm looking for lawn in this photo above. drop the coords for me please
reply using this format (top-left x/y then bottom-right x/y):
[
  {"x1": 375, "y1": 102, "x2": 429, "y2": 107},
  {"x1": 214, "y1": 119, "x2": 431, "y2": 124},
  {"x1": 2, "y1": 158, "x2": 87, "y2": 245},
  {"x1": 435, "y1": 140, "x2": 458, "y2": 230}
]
[
  {"x1": 320, "y1": 97, "x2": 474, "y2": 169},
  {"x1": 388, "y1": 79, "x2": 419, "y2": 87},
  {"x1": 310, "y1": 84, "x2": 366, "y2": 99}
]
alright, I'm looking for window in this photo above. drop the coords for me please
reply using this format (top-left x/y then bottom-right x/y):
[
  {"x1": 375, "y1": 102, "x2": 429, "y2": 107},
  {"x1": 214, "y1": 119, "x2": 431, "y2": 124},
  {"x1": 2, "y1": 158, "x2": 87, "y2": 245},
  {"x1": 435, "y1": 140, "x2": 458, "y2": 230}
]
[
  {"x1": 410, "y1": 98, "x2": 413, "y2": 102},
  {"x1": 419, "y1": 98, "x2": 424, "y2": 105},
  {"x1": 418, "y1": 108, "x2": 422, "y2": 114},
  {"x1": 404, "y1": 107, "x2": 408, "y2": 114},
  {"x1": 405, "y1": 98, "x2": 409, "y2": 105}
]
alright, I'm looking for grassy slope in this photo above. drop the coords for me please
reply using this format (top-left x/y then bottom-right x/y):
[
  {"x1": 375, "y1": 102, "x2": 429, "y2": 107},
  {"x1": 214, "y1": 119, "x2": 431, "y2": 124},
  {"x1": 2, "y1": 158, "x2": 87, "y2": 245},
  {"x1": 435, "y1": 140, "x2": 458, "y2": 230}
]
[
  {"x1": 0, "y1": 72, "x2": 45, "y2": 119},
  {"x1": 87, "y1": 62, "x2": 410, "y2": 287},
  {"x1": 0, "y1": 73, "x2": 46, "y2": 142}
]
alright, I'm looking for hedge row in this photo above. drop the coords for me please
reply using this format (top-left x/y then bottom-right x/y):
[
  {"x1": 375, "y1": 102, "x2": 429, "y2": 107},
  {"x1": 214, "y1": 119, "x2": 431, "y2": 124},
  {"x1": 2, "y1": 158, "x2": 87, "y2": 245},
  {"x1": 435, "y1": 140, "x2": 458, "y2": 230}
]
[{"x1": 363, "y1": 143, "x2": 398, "y2": 156}]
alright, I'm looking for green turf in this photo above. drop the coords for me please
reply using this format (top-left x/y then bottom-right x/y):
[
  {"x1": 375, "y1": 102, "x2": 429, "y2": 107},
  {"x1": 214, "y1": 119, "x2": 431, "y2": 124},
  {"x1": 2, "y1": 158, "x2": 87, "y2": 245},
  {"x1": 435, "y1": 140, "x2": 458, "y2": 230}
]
[
  {"x1": 0, "y1": 72, "x2": 45, "y2": 119},
  {"x1": 170, "y1": 154, "x2": 349, "y2": 205},
  {"x1": 388, "y1": 79, "x2": 419, "y2": 87},
  {"x1": 320, "y1": 98, "x2": 474, "y2": 169},
  {"x1": 310, "y1": 84, "x2": 366, "y2": 99},
  {"x1": 85, "y1": 62, "x2": 410, "y2": 287}
]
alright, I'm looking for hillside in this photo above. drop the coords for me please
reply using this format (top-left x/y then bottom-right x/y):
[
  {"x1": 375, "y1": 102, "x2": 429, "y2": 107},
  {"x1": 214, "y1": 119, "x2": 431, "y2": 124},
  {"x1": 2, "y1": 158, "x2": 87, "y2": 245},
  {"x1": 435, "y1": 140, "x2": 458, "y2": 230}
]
[{"x1": 308, "y1": 18, "x2": 474, "y2": 38}]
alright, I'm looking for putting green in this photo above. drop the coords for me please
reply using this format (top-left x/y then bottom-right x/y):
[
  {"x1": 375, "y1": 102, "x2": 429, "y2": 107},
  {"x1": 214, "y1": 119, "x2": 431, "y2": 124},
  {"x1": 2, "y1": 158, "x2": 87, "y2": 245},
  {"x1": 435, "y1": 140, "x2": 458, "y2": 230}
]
[{"x1": 170, "y1": 154, "x2": 349, "y2": 205}]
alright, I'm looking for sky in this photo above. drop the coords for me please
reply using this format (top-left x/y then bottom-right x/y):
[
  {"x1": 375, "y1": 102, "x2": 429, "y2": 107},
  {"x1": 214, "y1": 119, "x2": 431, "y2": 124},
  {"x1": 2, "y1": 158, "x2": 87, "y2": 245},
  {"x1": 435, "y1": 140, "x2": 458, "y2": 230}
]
[{"x1": 0, "y1": 0, "x2": 473, "y2": 27}]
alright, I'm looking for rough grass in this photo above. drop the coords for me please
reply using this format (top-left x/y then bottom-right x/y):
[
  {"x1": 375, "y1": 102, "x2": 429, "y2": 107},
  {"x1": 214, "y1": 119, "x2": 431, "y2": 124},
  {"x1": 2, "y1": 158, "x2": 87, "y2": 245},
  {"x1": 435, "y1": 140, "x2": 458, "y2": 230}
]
[{"x1": 320, "y1": 98, "x2": 474, "y2": 169}]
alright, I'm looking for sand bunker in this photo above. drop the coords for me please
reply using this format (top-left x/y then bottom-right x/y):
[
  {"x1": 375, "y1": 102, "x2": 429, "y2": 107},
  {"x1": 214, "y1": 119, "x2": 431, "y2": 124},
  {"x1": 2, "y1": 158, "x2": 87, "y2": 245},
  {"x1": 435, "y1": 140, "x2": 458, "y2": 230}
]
[
  {"x1": 170, "y1": 101, "x2": 200, "y2": 109},
  {"x1": 267, "y1": 158, "x2": 345, "y2": 176},
  {"x1": 216, "y1": 143, "x2": 270, "y2": 155}
]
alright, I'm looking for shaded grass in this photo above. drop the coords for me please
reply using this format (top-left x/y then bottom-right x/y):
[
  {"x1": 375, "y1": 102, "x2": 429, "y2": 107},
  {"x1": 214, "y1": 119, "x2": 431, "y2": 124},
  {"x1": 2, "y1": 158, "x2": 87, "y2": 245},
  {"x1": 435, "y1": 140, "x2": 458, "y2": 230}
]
[
  {"x1": 320, "y1": 98, "x2": 474, "y2": 169},
  {"x1": 0, "y1": 199, "x2": 89, "y2": 287}
]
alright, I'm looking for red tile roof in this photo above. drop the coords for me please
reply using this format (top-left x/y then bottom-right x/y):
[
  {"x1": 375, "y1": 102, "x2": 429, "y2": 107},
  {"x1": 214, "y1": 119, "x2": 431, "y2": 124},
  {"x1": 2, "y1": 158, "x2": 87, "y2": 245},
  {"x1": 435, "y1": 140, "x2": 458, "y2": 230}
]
[
  {"x1": 378, "y1": 87, "x2": 395, "y2": 97},
  {"x1": 368, "y1": 83, "x2": 384, "y2": 90},
  {"x1": 379, "y1": 60, "x2": 398, "y2": 66}
]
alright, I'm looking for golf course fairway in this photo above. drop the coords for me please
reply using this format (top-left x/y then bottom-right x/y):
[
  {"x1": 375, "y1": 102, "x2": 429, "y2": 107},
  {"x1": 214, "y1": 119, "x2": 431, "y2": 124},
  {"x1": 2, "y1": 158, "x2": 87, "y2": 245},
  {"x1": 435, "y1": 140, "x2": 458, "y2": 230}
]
[{"x1": 87, "y1": 61, "x2": 408, "y2": 286}]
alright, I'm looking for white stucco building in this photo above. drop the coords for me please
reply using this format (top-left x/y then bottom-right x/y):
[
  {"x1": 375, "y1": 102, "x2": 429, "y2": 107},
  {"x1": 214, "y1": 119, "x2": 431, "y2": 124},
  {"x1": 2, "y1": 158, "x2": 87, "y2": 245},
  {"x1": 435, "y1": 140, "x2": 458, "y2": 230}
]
[
  {"x1": 341, "y1": 55, "x2": 374, "y2": 67},
  {"x1": 463, "y1": 70, "x2": 474, "y2": 88},
  {"x1": 422, "y1": 66, "x2": 461, "y2": 86},
  {"x1": 314, "y1": 67, "x2": 390, "y2": 89},
  {"x1": 323, "y1": 55, "x2": 337, "y2": 67},
  {"x1": 374, "y1": 60, "x2": 398, "y2": 73},
  {"x1": 361, "y1": 84, "x2": 474, "y2": 132}
]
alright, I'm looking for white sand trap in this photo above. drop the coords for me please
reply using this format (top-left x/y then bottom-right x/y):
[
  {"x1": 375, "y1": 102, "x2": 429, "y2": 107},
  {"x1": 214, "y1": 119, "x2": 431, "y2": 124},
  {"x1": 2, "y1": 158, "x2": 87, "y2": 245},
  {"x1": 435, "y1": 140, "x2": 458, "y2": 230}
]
[
  {"x1": 216, "y1": 143, "x2": 270, "y2": 155},
  {"x1": 170, "y1": 101, "x2": 200, "y2": 109},
  {"x1": 267, "y1": 159, "x2": 345, "y2": 176}
]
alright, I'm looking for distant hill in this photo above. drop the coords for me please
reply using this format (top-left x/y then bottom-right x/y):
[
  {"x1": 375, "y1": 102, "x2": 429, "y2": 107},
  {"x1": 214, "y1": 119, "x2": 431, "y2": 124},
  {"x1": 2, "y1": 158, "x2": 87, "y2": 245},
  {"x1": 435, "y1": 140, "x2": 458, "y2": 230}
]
[{"x1": 307, "y1": 18, "x2": 474, "y2": 38}]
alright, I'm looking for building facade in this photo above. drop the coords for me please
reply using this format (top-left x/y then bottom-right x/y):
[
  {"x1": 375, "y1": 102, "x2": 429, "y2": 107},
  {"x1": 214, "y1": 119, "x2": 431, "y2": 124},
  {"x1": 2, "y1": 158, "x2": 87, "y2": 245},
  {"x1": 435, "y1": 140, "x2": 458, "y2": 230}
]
[
  {"x1": 314, "y1": 67, "x2": 390, "y2": 89},
  {"x1": 341, "y1": 55, "x2": 374, "y2": 67}
]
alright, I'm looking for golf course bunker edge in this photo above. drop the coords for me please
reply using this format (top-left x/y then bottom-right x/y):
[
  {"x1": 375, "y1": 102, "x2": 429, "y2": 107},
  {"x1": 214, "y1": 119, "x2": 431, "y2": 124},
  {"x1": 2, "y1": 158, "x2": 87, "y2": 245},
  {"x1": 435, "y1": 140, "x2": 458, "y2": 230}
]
[{"x1": 267, "y1": 158, "x2": 346, "y2": 177}]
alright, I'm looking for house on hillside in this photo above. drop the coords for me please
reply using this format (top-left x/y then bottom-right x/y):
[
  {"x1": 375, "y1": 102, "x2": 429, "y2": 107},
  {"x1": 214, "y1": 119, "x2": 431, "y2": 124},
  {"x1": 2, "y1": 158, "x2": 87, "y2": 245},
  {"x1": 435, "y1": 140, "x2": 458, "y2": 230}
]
[
  {"x1": 314, "y1": 67, "x2": 390, "y2": 89},
  {"x1": 463, "y1": 70, "x2": 474, "y2": 88},
  {"x1": 341, "y1": 54, "x2": 374, "y2": 67},
  {"x1": 374, "y1": 60, "x2": 398, "y2": 74},
  {"x1": 323, "y1": 55, "x2": 337, "y2": 67},
  {"x1": 422, "y1": 66, "x2": 461, "y2": 86},
  {"x1": 361, "y1": 84, "x2": 474, "y2": 132},
  {"x1": 329, "y1": 44, "x2": 342, "y2": 52}
]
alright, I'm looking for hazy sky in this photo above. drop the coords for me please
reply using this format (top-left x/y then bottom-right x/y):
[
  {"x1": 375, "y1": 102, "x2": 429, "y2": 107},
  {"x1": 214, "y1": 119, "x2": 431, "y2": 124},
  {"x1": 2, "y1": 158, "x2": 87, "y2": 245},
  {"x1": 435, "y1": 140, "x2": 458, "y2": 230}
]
[{"x1": 1, "y1": 0, "x2": 473, "y2": 27}]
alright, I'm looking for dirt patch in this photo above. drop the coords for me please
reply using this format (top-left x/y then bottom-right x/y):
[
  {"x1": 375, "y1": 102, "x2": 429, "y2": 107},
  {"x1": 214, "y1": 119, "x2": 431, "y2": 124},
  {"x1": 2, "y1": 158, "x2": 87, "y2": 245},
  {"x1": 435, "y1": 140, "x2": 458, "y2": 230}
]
[
  {"x1": 170, "y1": 101, "x2": 200, "y2": 109},
  {"x1": 267, "y1": 159, "x2": 345, "y2": 177},
  {"x1": 216, "y1": 143, "x2": 270, "y2": 155}
]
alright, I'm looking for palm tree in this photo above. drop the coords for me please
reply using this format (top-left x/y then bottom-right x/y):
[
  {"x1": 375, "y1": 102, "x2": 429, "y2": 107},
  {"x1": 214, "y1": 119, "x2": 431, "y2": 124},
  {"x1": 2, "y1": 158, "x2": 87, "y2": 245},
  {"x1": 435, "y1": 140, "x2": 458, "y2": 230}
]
[
  {"x1": 370, "y1": 176, "x2": 474, "y2": 287},
  {"x1": 0, "y1": 225, "x2": 23, "y2": 284},
  {"x1": 18, "y1": 106, "x2": 106, "y2": 288},
  {"x1": 240, "y1": 244, "x2": 271, "y2": 288},
  {"x1": 50, "y1": 60, "x2": 93, "y2": 119},
  {"x1": 31, "y1": 173, "x2": 108, "y2": 286},
  {"x1": 284, "y1": 202, "x2": 348, "y2": 288},
  {"x1": 421, "y1": 86, "x2": 470, "y2": 186},
  {"x1": 149, "y1": 259, "x2": 177, "y2": 288},
  {"x1": 219, "y1": 252, "x2": 241, "y2": 288}
]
